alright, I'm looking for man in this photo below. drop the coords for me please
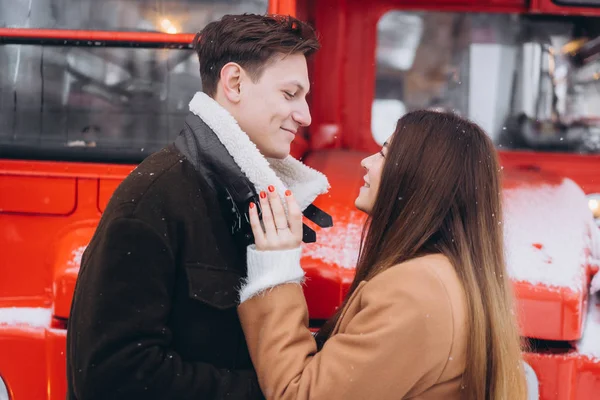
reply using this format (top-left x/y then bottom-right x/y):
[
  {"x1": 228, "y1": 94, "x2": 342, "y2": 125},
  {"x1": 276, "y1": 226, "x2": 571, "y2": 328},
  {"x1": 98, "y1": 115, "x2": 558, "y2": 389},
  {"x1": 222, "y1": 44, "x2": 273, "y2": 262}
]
[{"x1": 66, "y1": 14, "x2": 329, "y2": 399}]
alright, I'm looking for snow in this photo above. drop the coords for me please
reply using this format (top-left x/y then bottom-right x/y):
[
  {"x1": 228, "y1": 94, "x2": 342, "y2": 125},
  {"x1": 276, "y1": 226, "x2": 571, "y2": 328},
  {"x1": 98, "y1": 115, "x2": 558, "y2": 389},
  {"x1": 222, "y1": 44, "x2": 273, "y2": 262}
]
[
  {"x1": 523, "y1": 361, "x2": 539, "y2": 400},
  {"x1": 302, "y1": 178, "x2": 598, "y2": 294},
  {"x1": 302, "y1": 207, "x2": 366, "y2": 269},
  {"x1": 503, "y1": 178, "x2": 594, "y2": 291},
  {"x1": 0, "y1": 377, "x2": 7, "y2": 400},
  {"x1": 302, "y1": 177, "x2": 598, "y2": 295},
  {"x1": 0, "y1": 248, "x2": 85, "y2": 330},
  {"x1": 579, "y1": 232, "x2": 600, "y2": 359},
  {"x1": 67, "y1": 245, "x2": 87, "y2": 269},
  {"x1": 592, "y1": 272, "x2": 600, "y2": 295},
  {"x1": 577, "y1": 291, "x2": 600, "y2": 360},
  {"x1": 0, "y1": 307, "x2": 51, "y2": 328}
]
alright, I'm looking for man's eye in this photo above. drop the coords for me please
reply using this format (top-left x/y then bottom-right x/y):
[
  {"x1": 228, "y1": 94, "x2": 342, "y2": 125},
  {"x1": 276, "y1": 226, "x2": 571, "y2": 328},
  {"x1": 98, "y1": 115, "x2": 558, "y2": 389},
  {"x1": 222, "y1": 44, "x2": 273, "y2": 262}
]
[{"x1": 284, "y1": 91, "x2": 295, "y2": 99}]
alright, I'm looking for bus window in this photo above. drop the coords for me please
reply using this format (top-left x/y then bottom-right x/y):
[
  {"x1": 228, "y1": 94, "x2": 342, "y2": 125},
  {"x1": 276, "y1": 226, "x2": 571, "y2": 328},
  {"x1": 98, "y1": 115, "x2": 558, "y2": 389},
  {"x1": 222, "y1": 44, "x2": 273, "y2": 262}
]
[
  {"x1": 373, "y1": 10, "x2": 600, "y2": 154},
  {"x1": 0, "y1": 0, "x2": 268, "y2": 162}
]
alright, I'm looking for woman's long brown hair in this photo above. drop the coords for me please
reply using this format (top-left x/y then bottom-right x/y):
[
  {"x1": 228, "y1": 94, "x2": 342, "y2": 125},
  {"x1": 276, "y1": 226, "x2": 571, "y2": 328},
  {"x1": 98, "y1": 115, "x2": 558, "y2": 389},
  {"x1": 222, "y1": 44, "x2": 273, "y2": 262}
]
[{"x1": 315, "y1": 110, "x2": 527, "y2": 400}]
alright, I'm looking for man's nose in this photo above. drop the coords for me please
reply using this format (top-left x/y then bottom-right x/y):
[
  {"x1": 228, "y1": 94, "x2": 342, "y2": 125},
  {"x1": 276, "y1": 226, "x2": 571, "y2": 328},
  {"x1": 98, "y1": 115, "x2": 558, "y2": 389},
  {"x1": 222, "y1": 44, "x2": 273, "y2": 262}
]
[{"x1": 292, "y1": 100, "x2": 312, "y2": 127}]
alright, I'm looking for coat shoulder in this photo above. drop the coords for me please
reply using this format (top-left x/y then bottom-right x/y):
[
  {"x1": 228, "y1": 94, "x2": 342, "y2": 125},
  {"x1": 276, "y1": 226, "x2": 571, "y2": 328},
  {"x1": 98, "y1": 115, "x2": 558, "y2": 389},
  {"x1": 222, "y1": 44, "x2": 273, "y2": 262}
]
[
  {"x1": 97, "y1": 145, "x2": 215, "y2": 255},
  {"x1": 364, "y1": 254, "x2": 467, "y2": 333},
  {"x1": 366, "y1": 254, "x2": 462, "y2": 305},
  {"x1": 104, "y1": 145, "x2": 207, "y2": 218}
]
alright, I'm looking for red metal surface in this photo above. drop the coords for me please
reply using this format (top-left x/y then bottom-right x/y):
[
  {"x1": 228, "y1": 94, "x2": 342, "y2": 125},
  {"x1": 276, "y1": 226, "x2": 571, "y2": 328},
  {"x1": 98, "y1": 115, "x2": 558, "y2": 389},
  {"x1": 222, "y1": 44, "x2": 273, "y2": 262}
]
[
  {"x1": 0, "y1": 160, "x2": 133, "y2": 304},
  {"x1": 52, "y1": 227, "x2": 96, "y2": 319},
  {"x1": 530, "y1": 0, "x2": 600, "y2": 16},
  {"x1": 0, "y1": 159, "x2": 135, "y2": 179},
  {"x1": 0, "y1": 28, "x2": 195, "y2": 45},
  {"x1": 515, "y1": 281, "x2": 590, "y2": 341},
  {"x1": 0, "y1": 326, "x2": 48, "y2": 399},
  {"x1": 0, "y1": 175, "x2": 76, "y2": 215},
  {"x1": 269, "y1": 0, "x2": 297, "y2": 16},
  {"x1": 500, "y1": 151, "x2": 600, "y2": 195},
  {"x1": 525, "y1": 352, "x2": 600, "y2": 400},
  {"x1": 0, "y1": 325, "x2": 66, "y2": 400},
  {"x1": 98, "y1": 180, "x2": 124, "y2": 213},
  {"x1": 300, "y1": 149, "x2": 365, "y2": 317},
  {"x1": 45, "y1": 328, "x2": 68, "y2": 400}
]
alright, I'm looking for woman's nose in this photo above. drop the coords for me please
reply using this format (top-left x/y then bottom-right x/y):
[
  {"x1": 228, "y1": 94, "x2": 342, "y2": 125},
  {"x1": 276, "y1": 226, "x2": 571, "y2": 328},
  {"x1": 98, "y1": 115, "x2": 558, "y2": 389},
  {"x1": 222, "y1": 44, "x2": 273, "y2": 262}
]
[{"x1": 360, "y1": 157, "x2": 369, "y2": 170}]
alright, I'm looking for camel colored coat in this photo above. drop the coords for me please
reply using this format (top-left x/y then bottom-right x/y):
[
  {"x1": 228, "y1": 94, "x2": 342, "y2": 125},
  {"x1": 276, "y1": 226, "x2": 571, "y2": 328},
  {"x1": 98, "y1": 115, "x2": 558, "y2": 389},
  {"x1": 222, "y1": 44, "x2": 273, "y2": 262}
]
[{"x1": 238, "y1": 254, "x2": 468, "y2": 399}]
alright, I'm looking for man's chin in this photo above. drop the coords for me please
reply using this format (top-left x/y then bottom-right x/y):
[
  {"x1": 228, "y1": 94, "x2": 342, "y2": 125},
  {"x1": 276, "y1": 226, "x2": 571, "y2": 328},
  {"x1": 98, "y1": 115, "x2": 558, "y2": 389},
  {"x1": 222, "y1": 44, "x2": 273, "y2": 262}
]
[
  {"x1": 264, "y1": 145, "x2": 291, "y2": 160},
  {"x1": 270, "y1": 153, "x2": 290, "y2": 160}
]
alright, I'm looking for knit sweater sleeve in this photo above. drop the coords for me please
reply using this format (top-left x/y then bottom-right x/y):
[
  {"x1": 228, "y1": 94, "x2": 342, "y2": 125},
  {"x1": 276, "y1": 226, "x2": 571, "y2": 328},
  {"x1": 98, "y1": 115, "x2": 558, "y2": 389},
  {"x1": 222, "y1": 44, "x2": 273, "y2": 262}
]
[{"x1": 238, "y1": 245, "x2": 305, "y2": 303}]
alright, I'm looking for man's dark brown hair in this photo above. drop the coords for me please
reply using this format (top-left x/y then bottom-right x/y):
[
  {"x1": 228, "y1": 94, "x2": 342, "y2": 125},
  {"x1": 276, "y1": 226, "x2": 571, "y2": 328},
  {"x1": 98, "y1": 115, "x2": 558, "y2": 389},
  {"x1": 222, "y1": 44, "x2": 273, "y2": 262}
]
[{"x1": 194, "y1": 14, "x2": 320, "y2": 96}]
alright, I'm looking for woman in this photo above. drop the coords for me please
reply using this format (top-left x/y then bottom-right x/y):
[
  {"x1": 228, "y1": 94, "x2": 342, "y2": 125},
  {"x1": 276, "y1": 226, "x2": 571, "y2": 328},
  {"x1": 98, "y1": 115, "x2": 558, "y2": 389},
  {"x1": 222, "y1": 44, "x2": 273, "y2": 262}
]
[{"x1": 238, "y1": 110, "x2": 528, "y2": 399}]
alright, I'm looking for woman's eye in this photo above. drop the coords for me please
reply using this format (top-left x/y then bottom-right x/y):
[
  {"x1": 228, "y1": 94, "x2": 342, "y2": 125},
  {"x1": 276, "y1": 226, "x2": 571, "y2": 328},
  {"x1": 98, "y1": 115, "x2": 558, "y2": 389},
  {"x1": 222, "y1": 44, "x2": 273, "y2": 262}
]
[
  {"x1": 379, "y1": 150, "x2": 385, "y2": 158},
  {"x1": 284, "y1": 91, "x2": 295, "y2": 99}
]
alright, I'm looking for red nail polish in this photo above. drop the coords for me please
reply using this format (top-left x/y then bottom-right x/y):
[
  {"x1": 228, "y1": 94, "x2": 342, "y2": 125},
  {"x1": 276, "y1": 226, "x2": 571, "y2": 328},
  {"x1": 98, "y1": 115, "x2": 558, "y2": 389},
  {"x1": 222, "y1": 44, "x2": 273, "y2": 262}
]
[
  {"x1": 260, "y1": 191, "x2": 266, "y2": 199},
  {"x1": 249, "y1": 202, "x2": 255, "y2": 209},
  {"x1": 285, "y1": 190, "x2": 292, "y2": 196},
  {"x1": 268, "y1": 185, "x2": 275, "y2": 193}
]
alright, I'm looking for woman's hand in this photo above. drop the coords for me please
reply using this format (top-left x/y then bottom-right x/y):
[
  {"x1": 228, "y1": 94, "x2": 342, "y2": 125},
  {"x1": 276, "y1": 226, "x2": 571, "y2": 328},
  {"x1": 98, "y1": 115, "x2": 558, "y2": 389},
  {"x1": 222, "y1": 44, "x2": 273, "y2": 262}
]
[{"x1": 249, "y1": 185, "x2": 303, "y2": 251}]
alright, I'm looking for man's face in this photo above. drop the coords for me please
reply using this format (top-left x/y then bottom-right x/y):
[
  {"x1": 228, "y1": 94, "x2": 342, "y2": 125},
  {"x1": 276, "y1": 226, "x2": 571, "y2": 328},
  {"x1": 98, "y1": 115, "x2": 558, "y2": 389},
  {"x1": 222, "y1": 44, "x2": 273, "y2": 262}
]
[{"x1": 235, "y1": 53, "x2": 312, "y2": 159}]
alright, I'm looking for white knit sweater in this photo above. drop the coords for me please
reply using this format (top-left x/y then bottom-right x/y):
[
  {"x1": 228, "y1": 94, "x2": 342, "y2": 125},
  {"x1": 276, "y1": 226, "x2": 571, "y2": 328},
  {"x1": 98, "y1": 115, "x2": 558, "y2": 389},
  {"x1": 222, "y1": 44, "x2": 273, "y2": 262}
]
[{"x1": 239, "y1": 245, "x2": 305, "y2": 303}]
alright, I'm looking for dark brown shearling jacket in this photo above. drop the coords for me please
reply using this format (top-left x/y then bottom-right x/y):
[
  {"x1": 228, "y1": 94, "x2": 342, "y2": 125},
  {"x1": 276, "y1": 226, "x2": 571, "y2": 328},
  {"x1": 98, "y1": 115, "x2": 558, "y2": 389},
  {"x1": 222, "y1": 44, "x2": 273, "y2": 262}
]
[{"x1": 66, "y1": 91, "x2": 329, "y2": 400}]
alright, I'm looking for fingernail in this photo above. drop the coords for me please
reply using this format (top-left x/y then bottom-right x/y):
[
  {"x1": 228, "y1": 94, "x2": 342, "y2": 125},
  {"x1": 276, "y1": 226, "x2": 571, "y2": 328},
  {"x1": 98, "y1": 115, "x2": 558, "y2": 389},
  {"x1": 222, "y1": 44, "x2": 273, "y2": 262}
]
[
  {"x1": 268, "y1": 185, "x2": 275, "y2": 193},
  {"x1": 285, "y1": 190, "x2": 292, "y2": 196},
  {"x1": 249, "y1": 202, "x2": 255, "y2": 209},
  {"x1": 260, "y1": 191, "x2": 266, "y2": 199}
]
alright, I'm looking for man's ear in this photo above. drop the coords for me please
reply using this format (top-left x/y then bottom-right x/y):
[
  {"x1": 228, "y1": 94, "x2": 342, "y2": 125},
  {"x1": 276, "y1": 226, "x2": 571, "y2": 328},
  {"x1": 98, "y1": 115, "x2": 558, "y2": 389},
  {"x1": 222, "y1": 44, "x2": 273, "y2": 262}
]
[{"x1": 219, "y1": 62, "x2": 243, "y2": 103}]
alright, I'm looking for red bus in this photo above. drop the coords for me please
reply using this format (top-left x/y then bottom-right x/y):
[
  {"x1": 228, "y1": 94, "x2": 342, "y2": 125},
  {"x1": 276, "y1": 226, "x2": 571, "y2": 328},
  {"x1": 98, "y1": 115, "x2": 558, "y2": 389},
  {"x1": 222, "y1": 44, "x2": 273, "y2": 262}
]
[{"x1": 1, "y1": 0, "x2": 599, "y2": 398}]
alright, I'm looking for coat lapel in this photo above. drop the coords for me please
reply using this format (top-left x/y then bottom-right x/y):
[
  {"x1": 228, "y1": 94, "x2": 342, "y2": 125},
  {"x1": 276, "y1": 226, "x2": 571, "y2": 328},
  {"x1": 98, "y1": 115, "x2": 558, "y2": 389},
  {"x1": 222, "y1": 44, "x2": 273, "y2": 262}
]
[{"x1": 188, "y1": 92, "x2": 330, "y2": 212}]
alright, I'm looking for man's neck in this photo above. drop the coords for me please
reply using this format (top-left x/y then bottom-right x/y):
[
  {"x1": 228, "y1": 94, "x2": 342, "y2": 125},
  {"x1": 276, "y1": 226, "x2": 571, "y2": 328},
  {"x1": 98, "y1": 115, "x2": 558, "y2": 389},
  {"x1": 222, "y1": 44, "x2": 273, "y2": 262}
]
[{"x1": 212, "y1": 91, "x2": 238, "y2": 123}]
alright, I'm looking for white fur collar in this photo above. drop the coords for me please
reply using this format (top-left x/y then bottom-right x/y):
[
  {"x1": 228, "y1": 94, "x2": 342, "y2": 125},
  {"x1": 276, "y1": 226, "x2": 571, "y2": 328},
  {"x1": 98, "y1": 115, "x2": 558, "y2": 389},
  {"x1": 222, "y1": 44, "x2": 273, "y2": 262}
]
[{"x1": 188, "y1": 92, "x2": 330, "y2": 211}]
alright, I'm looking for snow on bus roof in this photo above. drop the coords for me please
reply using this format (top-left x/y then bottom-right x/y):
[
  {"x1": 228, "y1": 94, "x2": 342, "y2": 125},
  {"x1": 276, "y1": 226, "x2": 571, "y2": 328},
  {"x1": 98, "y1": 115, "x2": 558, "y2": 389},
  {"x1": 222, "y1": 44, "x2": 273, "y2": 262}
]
[
  {"x1": 0, "y1": 307, "x2": 51, "y2": 328},
  {"x1": 303, "y1": 178, "x2": 596, "y2": 292},
  {"x1": 302, "y1": 207, "x2": 365, "y2": 270},
  {"x1": 68, "y1": 245, "x2": 87, "y2": 269},
  {"x1": 577, "y1": 291, "x2": 600, "y2": 360},
  {"x1": 503, "y1": 178, "x2": 594, "y2": 291}
]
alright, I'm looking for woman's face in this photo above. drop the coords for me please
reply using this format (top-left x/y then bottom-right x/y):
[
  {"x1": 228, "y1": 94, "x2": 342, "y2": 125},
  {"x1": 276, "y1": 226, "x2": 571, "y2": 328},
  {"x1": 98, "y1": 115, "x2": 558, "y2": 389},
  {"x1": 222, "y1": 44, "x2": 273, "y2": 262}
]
[{"x1": 355, "y1": 140, "x2": 389, "y2": 214}]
